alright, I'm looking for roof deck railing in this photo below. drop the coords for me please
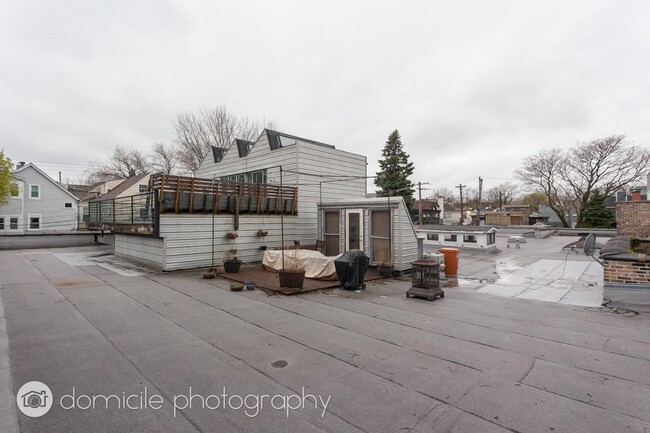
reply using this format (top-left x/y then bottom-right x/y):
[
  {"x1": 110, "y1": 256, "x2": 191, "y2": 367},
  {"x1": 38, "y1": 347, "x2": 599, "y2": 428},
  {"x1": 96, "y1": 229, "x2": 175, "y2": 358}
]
[{"x1": 87, "y1": 174, "x2": 299, "y2": 235}]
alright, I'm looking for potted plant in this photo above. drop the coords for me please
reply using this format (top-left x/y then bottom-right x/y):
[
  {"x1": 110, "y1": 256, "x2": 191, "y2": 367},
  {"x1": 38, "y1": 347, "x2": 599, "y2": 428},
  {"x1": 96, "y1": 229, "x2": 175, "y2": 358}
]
[
  {"x1": 202, "y1": 267, "x2": 218, "y2": 279},
  {"x1": 226, "y1": 232, "x2": 238, "y2": 240},
  {"x1": 223, "y1": 249, "x2": 242, "y2": 273},
  {"x1": 278, "y1": 253, "x2": 305, "y2": 289},
  {"x1": 256, "y1": 229, "x2": 268, "y2": 238}
]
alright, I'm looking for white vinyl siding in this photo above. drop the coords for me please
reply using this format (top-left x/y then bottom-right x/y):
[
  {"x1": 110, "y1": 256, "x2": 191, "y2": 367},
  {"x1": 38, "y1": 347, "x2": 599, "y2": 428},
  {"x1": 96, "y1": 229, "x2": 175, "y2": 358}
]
[
  {"x1": 194, "y1": 132, "x2": 367, "y2": 253},
  {"x1": 114, "y1": 235, "x2": 165, "y2": 269}
]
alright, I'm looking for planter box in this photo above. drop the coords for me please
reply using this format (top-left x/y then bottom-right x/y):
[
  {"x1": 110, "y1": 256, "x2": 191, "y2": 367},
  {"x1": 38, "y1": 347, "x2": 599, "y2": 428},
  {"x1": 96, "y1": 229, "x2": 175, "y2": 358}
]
[
  {"x1": 278, "y1": 270, "x2": 305, "y2": 289},
  {"x1": 223, "y1": 260, "x2": 242, "y2": 273}
]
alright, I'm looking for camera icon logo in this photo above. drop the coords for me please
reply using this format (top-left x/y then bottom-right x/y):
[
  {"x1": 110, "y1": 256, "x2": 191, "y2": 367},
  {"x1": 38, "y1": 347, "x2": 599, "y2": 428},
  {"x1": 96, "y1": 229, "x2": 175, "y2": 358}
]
[{"x1": 16, "y1": 381, "x2": 53, "y2": 418}]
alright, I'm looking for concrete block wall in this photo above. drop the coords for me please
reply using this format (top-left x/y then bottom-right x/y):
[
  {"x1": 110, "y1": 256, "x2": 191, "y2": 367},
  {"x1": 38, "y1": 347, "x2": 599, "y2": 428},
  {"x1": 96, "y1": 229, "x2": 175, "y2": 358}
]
[{"x1": 616, "y1": 201, "x2": 650, "y2": 237}]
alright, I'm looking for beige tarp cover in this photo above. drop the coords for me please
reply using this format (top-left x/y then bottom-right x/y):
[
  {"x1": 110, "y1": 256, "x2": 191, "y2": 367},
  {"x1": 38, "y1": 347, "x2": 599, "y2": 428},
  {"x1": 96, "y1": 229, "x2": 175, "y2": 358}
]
[{"x1": 263, "y1": 250, "x2": 341, "y2": 280}]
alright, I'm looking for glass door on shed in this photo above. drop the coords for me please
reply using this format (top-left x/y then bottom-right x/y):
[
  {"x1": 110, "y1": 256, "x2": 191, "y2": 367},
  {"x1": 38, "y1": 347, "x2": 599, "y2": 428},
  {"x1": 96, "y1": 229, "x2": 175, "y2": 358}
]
[{"x1": 345, "y1": 209, "x2": 363, "y2": 251}]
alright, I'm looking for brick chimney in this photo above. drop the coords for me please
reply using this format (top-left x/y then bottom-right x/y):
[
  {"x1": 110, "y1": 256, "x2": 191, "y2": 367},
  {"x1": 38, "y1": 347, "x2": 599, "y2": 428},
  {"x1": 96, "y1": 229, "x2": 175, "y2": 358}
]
[
  {"x1": 631, "y1": 190, "x2": 641, "y2": 201},
  {"x1": 16, "y1": 161, "x2": 25, "y2": 169}
]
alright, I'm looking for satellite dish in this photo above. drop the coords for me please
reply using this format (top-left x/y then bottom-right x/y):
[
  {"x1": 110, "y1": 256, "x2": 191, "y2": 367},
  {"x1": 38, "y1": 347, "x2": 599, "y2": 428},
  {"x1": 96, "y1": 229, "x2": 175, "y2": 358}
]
[{"x1": 583, "y1": 233, "x2": 596, "y2": 256}]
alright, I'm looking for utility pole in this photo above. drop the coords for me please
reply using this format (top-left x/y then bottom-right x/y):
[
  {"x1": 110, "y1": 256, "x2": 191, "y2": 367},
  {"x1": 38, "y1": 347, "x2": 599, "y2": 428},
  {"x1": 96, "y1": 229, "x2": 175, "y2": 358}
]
[
  {"x1": 499, "y1": 191, "x2": 503, "y2": 210},
  {"x1": 417, "y1": 181, "x2": 430, "y2": 226},
  {"x1": 456, "y1": 184, "x2": 466, "y2": 225},
  {"x1": 476, "y1": 177, "x2": 483, "y2": 226}
]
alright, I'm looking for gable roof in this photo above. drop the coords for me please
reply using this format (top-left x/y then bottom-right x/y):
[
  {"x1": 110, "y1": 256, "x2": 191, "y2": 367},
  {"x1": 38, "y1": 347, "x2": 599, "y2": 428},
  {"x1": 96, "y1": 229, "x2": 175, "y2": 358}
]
[
  {"x1": 413, "y1": 199, "x2": 440, "y2": 211},
  {"x1": 93, "y1": 173, "x2": 149, "y2": 200},
  {"x1": 12, "y1": 163, "x2": 79, "y2": 201}
]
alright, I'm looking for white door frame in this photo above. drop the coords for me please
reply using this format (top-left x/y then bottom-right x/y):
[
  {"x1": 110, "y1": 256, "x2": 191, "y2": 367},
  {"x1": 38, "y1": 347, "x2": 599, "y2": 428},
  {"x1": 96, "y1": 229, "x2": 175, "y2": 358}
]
[{"x1": 345, "y1": 209, "x2": 364, "y2": 251}]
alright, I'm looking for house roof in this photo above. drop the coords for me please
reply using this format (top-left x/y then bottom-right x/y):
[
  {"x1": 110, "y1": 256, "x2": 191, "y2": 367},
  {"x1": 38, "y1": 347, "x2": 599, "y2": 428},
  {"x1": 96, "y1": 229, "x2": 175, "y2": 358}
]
[
  {"x1": 443, "y1": 202, "x2": 462, "y2": 212},
  {"x1": 413, "y1": 199, "x2": 439, "y2": 211},
  {"x1": 92, "y1": 173, "x2": 149, "y2": 201},
  {"x1": 11, "y1": 163, "x2": 79, "y2": 201},
  {"x1": 67, "y1": 184, "x2": 95, "y2": 200}
]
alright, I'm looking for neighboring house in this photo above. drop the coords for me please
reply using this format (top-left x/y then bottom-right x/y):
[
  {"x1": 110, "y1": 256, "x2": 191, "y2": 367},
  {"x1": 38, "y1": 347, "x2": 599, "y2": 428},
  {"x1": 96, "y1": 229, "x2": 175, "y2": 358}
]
[
  {"x1": 1, "y1": 162, "x2": 78, "y2": 234},
  {"x1": 441, "y1": 202, "x2": 462, "y2": 225},
  {"x1": 93, "y1": 173, "x2": 151, "y2": 200},
  {"x1": 502, "y1": 204, "x2": 532, "y2": 223},
  {"x1": 78, "y1": 175, "x2": 151, "y2": 229},
  {"x1": 411, "y1": 198, "x2": 442, "y2": 225},
  {"x1": 485, "y1": 211, "x2": 526, "y2": 226},
  {"x1": 417, "y1": 225, "x2": 499, "y2": 251}
]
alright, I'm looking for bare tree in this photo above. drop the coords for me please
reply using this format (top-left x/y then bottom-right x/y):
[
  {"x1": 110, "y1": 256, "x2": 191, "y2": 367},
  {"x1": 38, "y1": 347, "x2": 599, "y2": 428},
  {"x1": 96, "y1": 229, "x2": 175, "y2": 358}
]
[
  {"x1": 563, "y1": 135, "x2": 649, "y2": 225},
  {"x1": 173, "y1": 105, "x2": 277, "y2": 173},
  {"x1": 87, "y1": 145, "x2": 151, "y2": 183},
  {"x1": 172, "y1": 111, "x2": 211, "y2": 173},
  {"x1": 430, "y1": 187, "x2": 455, "y2": 202},
  {"x1": 519, "y1": 192, "x2": 549, "y2": 213},
  {"x1": 515, "y1": 135, "x2": 650, "y2": 227},
  {"x1": 515, "y1": 148, "x2": 571, "y2": 227},
  {"x1": 151, "y1": 141, "x2": 178, "y2": 175},
  {"x1": 485, "y1": 182, "x2": 520, "y2": 208}
]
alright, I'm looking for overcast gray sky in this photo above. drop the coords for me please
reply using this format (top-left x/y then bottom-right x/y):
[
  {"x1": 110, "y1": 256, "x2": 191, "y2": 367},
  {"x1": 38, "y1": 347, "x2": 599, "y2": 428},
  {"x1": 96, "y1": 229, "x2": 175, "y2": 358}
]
[{"x1": 1, "y1": 0, "x2": 649, "y2": 195}]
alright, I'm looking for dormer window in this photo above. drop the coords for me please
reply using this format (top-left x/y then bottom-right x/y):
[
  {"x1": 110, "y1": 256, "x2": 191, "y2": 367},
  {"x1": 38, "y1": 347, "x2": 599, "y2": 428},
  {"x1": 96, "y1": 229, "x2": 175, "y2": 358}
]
[
  {"x1": 212, "y1": 146, "x2": 227, "y2": 163},
  {"x1": 236, "y1": 139, "x2": 254, "y2": 157},
  {"x1": 267, "y1": 130, "x2": 297, "y2": 150}
]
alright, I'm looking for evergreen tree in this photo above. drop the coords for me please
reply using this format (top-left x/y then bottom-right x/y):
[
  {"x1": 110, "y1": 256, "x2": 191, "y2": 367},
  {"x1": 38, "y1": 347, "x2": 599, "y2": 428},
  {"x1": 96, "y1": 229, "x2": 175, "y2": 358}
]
[
  {"x1": 374, "y1": 130, "x2": 415, "y2": 208},
  {"x1": 579, "y1": 190, "x2": 616, "y2": 228}
]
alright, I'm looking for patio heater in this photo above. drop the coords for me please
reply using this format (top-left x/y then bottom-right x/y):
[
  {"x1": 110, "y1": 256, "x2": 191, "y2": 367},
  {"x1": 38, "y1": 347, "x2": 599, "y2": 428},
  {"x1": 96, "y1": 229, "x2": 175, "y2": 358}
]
[{"x1": 407, "y1": 258, "x2": 444, "y2": 301}]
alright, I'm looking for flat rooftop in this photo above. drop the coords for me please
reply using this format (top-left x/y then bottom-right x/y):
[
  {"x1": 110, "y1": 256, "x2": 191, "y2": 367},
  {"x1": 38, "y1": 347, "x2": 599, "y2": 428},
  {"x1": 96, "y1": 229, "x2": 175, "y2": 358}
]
[{"x1": 1, "y1": 240, "x2": 649, "y2": 433}]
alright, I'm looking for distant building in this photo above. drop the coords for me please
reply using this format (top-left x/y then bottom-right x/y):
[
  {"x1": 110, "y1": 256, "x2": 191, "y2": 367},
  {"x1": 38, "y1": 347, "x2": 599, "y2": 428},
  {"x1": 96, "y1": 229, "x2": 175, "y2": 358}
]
[
  {"x1": 411, "y1": 198, "x2": 442, "y2": 225},
  {"x1": 417, "y1": 225, "x2": 499, "y2": 251},
  {"x1": 1, "y1": 162, "x2": 78, "y2": 233}
]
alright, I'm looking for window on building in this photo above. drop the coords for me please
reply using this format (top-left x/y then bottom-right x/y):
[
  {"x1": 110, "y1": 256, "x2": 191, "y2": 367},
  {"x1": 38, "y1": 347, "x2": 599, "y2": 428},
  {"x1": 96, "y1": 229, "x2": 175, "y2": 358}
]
[
  {"x1": 212, "y1": 146, "x2": 226, "y2": 163},
  {"x1": 464, "y1": 235, "x2": 477, "y2": 243},
  {"x1": 444, "y1": 234, "x2": 457, "y2": 242},
  {"x1": 487, "y1": 232, "x2": 496, "y2": 245},
  {"x1": 29, "y1": 216, "x2": 41, "y2": 230},
  {"x1": 0, "y1": 217, "x2": 4, "y2": 230},
  {"x1": 324, "y1": 211, "x2": 341, "y2": 256},
  {"x1": 64, "y1": 202, "x2": 73, "y2": 208},
  {"x1": 427, "y1": 233, "x2": 439, "y2": 241},
  {"x1": 30, "y1": 184, "x2": 40, "y2": 199},
  {"x1": 251, "y1": 170, "x2": 266, "y2": 184},
  {"x1": 236, "y1": 140, "x2": 254, "y2": 157},
  {"x1": 267, "y1": 130, "x2": 298, "y2": 150},
  {"x1": 10, "y1": 217, "x2": 18, "y2": 230},
  {"x1": 10, "y1": 183, "x2": 20, "y2": 197},
  {"x1": 222, "y1": 170, "x2": 267, "y2": 184},
  {"x1": 138, "y1": 184, "x2": 148, "y2": 193},
  {"x1": 370, "y1": 210, "x2": 391, "y2": 264}
]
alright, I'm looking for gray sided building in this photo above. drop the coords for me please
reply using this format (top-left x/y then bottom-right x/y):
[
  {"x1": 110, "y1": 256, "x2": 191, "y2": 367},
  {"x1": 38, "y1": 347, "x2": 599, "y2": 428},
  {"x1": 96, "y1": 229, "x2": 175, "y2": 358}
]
[{"x1": 1, "y1": 162, "x2": 78, "y2": 234}]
